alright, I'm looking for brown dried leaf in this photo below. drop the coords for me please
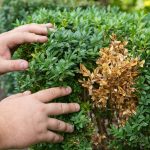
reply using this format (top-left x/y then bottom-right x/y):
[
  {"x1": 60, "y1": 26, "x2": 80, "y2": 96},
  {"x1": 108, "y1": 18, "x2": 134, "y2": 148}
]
[
  {"x1": 80, "y1": 64, "x2": 91, "y2": 77},
  {"x1": 79, "y1": 34, "x2": 145, "y2": 128}
]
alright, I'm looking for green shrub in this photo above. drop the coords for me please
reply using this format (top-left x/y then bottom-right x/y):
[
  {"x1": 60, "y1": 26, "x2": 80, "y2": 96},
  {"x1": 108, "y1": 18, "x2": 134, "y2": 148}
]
[
  {"x1": 0, "y1": 0, "x2": 97, "y2": 33},
  {"x1": 0, "y1": 0, "x2": 149, "y2": 33},
  {"x1": 14, "y1": 7, "x2": 150, "y2": 150},
  {"x1": 0, "y1": 0, "x2": 56, "y2": 32}
]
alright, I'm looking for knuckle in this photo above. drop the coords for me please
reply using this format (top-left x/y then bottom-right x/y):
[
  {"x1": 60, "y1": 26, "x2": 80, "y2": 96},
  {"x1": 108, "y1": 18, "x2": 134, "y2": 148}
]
[
  {"x1": 62, "y1": 123, "x2": 68, "y2": 131},
  {"x1": 11, "y1": 61, "x2": 17, "y2": 70},
  {"x1": 70, "y1": 103, "x2": 77, "y2": 112},
  {"x1": 51, "y1": 87, "x2": 65, "y2": 97},
  {"x1": 38, "y1": 104, "x2": 46, "y2": 113},
  {"x1": 35, "y1": 125, "x2": 44, "y2": 136},
  {"x1": 39, "y1": 28, "x2": 47, "y2": 34},
  {"x1": 23, "y1": 90, "x2": 31, "y2": 95},
  {"x1": 17, "y1": 93, "x2": 23, "y2": 97},
  {"x1": 60, "y1": 87, "x2": 67, "y2": 95},
  {"x1": 38, "y1": 30, "x2": 44, "y2": 35},
  {"x1": 53, "y1": 135, "x2": 61, "y2": 143},
  {"x1": 72, "y1": 103, "x2": 77, "y2": 111},
  {"x1": 56, "y1": 120, "x2": 61, "y2": 130},
  {"x1": 34, "y1": 120, "x2": 47, "y2": 137},
  {"x1": 34, "y1": 34, "x2": 39, "y2": 42},
  {"x1": 59, "y1": 103, "x2": 64, "y2": 114},
  {"x1": 37, "y1": 133, "x2": 45, "y2": 142},
  {"x1": 49, "y1": 88, "x2": 57, "y2": 96},
  {"x1": 51, "y1": 135, "x2": 57, "y2": 143}
]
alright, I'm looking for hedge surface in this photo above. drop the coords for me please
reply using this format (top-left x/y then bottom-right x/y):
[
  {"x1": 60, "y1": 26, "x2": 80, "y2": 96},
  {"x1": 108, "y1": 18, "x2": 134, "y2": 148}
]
[
  {"x1": 0, "y1": 0, "x2": 97, "y2": 33},
  {"x1": 13, "y1": 7, "x2": 150, "y2": 150}
]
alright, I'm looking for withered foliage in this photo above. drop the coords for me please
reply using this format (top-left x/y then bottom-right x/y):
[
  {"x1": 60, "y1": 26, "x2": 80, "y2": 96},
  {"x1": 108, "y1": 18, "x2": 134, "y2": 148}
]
[{"x1": 79, "y1": 34, "x2": 145, "y2": 126}]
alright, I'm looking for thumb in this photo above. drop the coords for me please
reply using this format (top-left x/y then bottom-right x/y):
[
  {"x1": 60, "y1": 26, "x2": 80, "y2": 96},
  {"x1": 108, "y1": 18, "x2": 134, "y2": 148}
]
[{"x1": 0, "y1": 58, "x2": 28, "y2": 74}]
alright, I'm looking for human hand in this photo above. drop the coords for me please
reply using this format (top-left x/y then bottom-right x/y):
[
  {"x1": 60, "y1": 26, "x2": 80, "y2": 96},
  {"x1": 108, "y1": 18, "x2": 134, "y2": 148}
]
[
  {"x1": 0, "y1": 23, "x2": 53, "y2": 74},
  {"x1": 0, "y1": 87, "x2": 80, "y2": 149}
]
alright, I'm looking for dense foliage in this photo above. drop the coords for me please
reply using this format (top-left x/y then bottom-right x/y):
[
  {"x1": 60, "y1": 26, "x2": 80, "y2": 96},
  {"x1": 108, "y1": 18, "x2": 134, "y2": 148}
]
[
  {"x1": 80, "y1": 34, "x2": 145, "y2": 126},
  {"x1": 0, "y1": 0, "x2": 97, "y2": 33},
  {"x1": 0, "y1": 0, "x2": 150, "y2": 33},
  {"x1": 13, "y1": 7, "x2": 150, "y2": 150}
]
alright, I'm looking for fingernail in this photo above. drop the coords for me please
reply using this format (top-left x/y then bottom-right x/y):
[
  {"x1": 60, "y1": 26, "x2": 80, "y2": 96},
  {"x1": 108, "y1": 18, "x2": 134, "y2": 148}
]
[
  {"x1": 69, "y1": 125, "x2": 74, "y2": 133},
  {"x1": 75, "y1": 104, "x2": 80, "y2": 111},
  {"x1": 49, "y1": 28, "x2": 56, "y2": 32},
  {"x1": 20, "y1": 61, "x2": 28, "y2": 69},
  {"x1": 36, "y1": 36, "x2": 48, "y2": 43},
  {"x1": 66, "y1": 87, "x2": 72, "y2": 94},
  {"x1": 46, "y1": 23, "x2": 53, "y2": 27}
]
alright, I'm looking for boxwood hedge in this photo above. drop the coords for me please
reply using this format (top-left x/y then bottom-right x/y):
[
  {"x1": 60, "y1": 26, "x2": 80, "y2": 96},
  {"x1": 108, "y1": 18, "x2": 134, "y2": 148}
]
[
  {"x1": 0, "y1": 0, "x2": 97, "y2": 33},
  {"x1": 13, "y1": 7, "x2": 150, "y2": 150}
]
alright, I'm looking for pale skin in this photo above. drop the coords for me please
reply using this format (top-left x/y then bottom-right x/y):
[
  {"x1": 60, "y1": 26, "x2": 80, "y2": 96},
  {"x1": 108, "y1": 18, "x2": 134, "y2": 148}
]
[{"x1": 0, "y1": 23, "x2": 80, "y2": 149}]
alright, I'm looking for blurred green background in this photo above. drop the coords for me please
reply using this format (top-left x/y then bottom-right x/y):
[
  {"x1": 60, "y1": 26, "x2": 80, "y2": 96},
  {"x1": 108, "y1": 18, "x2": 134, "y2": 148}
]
[{"x1": 1, "y1": 0, "x2": 150, "y2": 11}]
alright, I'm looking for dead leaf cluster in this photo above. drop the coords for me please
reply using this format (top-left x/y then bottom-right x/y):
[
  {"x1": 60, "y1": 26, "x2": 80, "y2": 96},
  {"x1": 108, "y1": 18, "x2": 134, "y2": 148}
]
[{"x1": 79, "y1": 34, "x2": 144, "y2": 125}]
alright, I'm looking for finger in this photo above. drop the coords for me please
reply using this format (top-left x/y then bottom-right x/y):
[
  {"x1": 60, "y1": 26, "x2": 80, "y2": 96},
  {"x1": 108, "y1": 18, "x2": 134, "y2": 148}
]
[
  {"x1": 47, "y1": 28, "x2": 56, "y2": 32},
  {"x1": 44, "y1": 131, "x2": 64, "y2": 143},
  {"x1": 39, "y1": 24, "x2": 56, "y2": 32},
  {"x1": 47, "y1": 118, "x2": 74, "y2": 133},
  {"x1": 7, "y1": 32, "x2": 48, "y2": 48},
  {"x1": 13, "y1": 23, "x2": 54, "y2": 35},
  {"x1": 0, "y1": 48, "x2": 11, "y2": 59},
  {"x1": 0, "y1": 58, "x2": 28, "y2": 74},
  {"x1": 7, "y1": 91, "x2": 31, "y2": 99},
  {"x1": 46, "y1": 103, "x2": 80, "y2": 116},
  {"x1": 32, "y1": 87, "x2": 72, "y2": 103},
  {"x1": 40, "y1": 23, "x2": 54, "y2": 28}
]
